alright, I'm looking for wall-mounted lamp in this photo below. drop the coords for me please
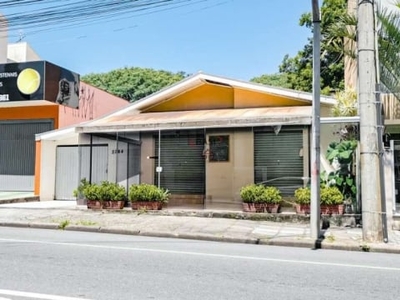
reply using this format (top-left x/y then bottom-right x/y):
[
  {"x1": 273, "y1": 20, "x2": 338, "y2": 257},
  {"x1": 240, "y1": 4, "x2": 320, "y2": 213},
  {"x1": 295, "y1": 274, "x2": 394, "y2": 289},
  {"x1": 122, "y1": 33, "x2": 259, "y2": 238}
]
[{"x1": 147, "y1": 156, "x2": 159, "y2": 159}]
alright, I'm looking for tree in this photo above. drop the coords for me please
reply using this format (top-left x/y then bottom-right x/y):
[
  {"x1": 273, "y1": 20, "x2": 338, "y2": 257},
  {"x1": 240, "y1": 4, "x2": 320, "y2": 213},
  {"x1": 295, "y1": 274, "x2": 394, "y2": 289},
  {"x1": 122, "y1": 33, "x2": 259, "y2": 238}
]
[
  {"x1": 253, "y1": 0, "x2": 347, "y2": 94},
  {"x1": 82, "y1": 67, "x2": 187, "y2": 102},
  {"x1": 250, "y1": 73, "x2": 291, "y2": 89}
]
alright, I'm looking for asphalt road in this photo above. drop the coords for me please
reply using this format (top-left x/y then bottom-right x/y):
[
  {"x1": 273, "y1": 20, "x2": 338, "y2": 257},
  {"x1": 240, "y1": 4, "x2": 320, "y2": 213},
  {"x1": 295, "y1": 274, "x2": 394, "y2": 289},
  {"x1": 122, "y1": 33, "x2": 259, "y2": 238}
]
[{"x1": 0, "y1": 227, "x2": 399, "y2": 300}]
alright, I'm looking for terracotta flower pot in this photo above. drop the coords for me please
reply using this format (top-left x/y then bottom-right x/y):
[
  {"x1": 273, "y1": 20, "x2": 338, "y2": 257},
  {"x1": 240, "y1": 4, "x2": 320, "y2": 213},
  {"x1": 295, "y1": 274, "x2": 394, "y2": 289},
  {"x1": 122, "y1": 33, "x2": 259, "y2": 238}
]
[
  {"x1": 242, "y1": 203, "x2": 256, "y2": 212},
  {"x1": 103, "y1": 200, "x2": 125, "y2": 209},
  {"x1": 87, "y1": 200, "x2": 103, "y2": 209},
  {"x1": 295, "y1": 204, "x2": 310, "y2": 215},
  {"x1": 266, "y1": 203, "x2": 280, "y2": 213},
  {"x1": 131, "y1": 201, "x2": 163, "y2": 210}
]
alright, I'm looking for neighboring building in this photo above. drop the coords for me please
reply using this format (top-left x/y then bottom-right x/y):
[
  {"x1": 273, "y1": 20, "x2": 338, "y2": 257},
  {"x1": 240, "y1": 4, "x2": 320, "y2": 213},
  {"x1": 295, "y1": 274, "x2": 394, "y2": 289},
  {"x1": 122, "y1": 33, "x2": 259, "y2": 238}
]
[
  {"x1": 37, "y1": 73, "x2": 337, "y2": 209},
  {"x1": 0, "y1": 40, "x2": 129, "y2": 192}
]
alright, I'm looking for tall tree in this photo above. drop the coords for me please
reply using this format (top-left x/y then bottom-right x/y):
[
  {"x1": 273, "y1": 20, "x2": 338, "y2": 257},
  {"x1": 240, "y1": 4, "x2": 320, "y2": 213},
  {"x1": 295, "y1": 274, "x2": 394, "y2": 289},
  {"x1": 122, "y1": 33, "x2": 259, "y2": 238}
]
[
  {"x1": 82, "y1": 67, "x2": 187, "y2": 102},
  {"x1": 252, "y1": 0, "x2": 347, "y2": 94},
  {"x1": 250, "y1": 73, "x2": 291, "y2": 89}
]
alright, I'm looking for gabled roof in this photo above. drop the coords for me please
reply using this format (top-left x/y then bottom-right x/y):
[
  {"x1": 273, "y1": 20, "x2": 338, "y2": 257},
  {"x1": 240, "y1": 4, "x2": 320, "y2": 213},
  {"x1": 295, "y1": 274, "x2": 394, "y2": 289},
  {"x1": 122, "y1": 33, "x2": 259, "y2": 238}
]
[
  {"x1": 108, "y1": 72, "x2": 336, "y2": 117},
  {"x1": 70, "y1": 72, "x2": 336, "y2": 134}
]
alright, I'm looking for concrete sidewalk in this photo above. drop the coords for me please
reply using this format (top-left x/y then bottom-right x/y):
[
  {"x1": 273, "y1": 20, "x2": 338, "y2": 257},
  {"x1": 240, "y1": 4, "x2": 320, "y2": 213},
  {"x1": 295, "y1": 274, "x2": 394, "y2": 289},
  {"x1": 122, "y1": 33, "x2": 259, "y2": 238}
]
[{"x1": 0, "y1": 201, "x2": 400, "y2": 254}]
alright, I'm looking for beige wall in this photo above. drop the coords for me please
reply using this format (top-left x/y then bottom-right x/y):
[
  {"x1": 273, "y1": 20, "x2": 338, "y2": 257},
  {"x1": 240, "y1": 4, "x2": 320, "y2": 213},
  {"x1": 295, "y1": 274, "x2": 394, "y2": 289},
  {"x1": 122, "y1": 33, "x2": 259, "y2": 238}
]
[{"x1": 205, "y1": 128, "x2": 254, "y2": 209}]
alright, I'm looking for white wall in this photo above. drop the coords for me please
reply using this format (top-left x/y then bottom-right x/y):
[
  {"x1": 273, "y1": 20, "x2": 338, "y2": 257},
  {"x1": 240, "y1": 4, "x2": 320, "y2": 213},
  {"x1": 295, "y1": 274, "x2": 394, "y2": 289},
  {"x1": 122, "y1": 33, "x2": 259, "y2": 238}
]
[{"x1": 40, "y1": 135, "x2": 79, "y2": 200}]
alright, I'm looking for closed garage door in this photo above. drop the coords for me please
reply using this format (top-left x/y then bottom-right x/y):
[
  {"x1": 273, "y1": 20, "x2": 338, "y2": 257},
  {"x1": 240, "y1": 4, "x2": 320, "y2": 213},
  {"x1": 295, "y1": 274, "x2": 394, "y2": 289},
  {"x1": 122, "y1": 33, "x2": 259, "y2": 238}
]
[
  {"x1": 55, "y1": 145, "x2": 108, "y2": 200},
  {"x1": 0, "y1": 120, "x2": 53, "y2": 191},
  {"x1": 254, "y1": 127, "x2": 305, "y2": 196},
  {"x1": 155, "y1": 131, "x2": 205, "y2": 194}
]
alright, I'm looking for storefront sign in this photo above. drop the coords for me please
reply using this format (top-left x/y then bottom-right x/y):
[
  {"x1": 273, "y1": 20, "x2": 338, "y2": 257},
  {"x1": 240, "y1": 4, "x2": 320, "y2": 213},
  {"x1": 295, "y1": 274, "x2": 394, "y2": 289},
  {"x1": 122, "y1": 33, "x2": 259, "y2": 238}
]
[{"x1": 0, "y1": 61, "x2": 80, "y2": 108}]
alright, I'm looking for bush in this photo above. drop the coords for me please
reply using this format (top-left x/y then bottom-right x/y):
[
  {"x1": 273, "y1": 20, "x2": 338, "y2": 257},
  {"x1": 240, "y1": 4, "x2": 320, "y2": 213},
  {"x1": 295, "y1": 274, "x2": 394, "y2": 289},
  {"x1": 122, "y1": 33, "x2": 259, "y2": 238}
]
[
  {"x1": 73, "y1": 178, "x2": 90, "y2": 198},
  {"x1": 240, "y1": 184, "x2": 264, "y2": 203},
  {"x1": 128, "y1": 184, "x2": 170, "y2": 203},
  {"x1": 294, "y1": 186, "x2": 343, "y2": 205},
  {"x1": 240, "y1": 184, "x2": 282, "y2": 204},
  {"x1": 83, "y1": 183, "x2": 103, "y2": 201},
  {"x1": 99, "y1": 181, "x2": 126, "y2": 201},
  {"x1": 294, "y1": 187, "x2": 311, "y2": 205},
  {"x1": 321, "y1": 186, "x2": 343, "y2": 205},
  {"x1": 81, "y1": 181, "x2": 126, "y2": 201},
  {"x1": 262, "y1": 186, "x2": 282, "y2": 204}
]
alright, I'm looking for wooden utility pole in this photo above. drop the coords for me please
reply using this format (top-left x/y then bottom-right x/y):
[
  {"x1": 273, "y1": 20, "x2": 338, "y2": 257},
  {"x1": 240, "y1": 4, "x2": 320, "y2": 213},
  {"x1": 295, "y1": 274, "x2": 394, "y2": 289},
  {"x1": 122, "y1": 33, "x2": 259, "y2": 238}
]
[{"x1": 358, "y1": 0, "x2": 383, "y2": 242}]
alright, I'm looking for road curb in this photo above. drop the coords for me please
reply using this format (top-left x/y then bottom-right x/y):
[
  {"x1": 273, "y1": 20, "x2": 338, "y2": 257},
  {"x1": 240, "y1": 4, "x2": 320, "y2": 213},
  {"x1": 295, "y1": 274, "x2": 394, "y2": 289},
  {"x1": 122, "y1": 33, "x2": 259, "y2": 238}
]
[{"x1": 0, "y1": 222, "x2": 399, "y2": 254}]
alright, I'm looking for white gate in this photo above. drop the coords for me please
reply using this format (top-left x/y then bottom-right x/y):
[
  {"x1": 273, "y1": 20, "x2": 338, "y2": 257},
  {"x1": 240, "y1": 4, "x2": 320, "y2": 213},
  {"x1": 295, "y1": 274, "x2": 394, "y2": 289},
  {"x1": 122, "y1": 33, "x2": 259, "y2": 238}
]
[{"x1": 55, "y1": 145, "x2": 108, "y2": 200}]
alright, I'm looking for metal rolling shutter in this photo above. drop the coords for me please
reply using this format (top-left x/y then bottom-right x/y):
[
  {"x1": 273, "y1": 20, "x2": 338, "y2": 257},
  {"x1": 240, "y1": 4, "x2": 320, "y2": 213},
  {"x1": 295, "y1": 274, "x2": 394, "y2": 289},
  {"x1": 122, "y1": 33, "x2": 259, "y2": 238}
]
[
  {"x1": 0, "y1": 120, "x2": 53, "y2": 191},
  {"x1": 155, "y1": 131, "x2": 205, "y2": 194},
  {"x1": 254, "y1": 128, "x2": 304, "y2": 196}
]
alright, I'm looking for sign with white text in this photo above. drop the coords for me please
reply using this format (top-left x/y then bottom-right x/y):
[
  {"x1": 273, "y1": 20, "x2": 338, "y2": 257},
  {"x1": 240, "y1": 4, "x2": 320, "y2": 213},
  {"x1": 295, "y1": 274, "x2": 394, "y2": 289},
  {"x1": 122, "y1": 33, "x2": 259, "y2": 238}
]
[{"x1": 0, "y1": 61, "x2": 80, "y2": 108}]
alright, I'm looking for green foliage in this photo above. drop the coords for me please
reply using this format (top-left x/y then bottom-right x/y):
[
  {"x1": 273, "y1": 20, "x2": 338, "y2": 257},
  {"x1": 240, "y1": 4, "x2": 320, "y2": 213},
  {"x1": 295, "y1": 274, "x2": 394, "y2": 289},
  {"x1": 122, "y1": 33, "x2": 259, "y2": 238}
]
[
  {"x1": 128, "y1": 184, "x2": 170, "y2": 203},
  {"x1": 81, "y1": 181, "x2": 126, "y2": 201},
  {"x1": 82, "y1": 67, "x2": 187, "y2": 102},
  {"x1": 240, "y1": 184, "x2": 282, "y2": 204},
  {"x1": 253, "y1": 0, "x2": 346, "y2": 93},
  {"x1": 73, "y1": 178, "x2": 90, "y2": 198},
  {"x1": 294, "y1": 186, "x2": 343, "y2": 205},
  {"x1": 240, "y1": 184, "x2": 264, "y2": 203},
  {"x1": 294, "y1": 187, "x2": 311, "y2": 205},
  {"x1": 250, "y1": 73, "x2": 291, "y2": 89},
  {"x1": 98, "y1": 181, "x2": 126, "y2": 201},
  {"x1": 82, "y1": 183, "x2": 103, "y2": 201},
  {"x1": 377, "y1": 1, "x2": 400, "y2": 98},
  {"x1": 58, "y1": 220, "x2": 70, "y2": 230},
  {"x1": 324, "y1": 140, "x2": 357, "y2": 201},
  {"x1": 320, "y1": 186, "x2": 344, "y2": 205},
  {"x1": 262, "y1": 186, "x2": 282, "y2": 204},
  {"x1": 332, "y1": 88, "x2": 358, "y2": 117}
]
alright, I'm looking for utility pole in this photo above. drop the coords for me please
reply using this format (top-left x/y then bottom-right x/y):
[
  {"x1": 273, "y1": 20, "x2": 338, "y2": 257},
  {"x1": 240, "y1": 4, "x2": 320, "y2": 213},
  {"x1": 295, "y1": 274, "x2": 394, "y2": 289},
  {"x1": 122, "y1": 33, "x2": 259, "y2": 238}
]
[
  {"x1": 310, "y1": 0, "x2": 321, "y2": 241},
  {"x1": 358, "y1": 0, "x2": 383, "y2": 242}
]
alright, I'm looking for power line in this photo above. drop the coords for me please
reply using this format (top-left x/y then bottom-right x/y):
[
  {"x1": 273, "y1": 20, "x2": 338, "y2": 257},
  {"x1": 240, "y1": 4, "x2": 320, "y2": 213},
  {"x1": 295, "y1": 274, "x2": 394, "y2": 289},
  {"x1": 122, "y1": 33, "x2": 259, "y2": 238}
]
[{"x1": 1, "y1": 0, "x2": 209, "y2": 37}]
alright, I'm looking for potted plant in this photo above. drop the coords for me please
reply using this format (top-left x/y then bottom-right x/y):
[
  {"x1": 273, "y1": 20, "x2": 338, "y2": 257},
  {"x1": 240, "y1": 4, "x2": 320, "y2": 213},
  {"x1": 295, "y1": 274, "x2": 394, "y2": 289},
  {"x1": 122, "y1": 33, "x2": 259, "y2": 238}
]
[
  {"x1": 128, "y1": 183, "x2": 170, "y2": 210},
  {"x1": 240, "y1": 184, "x2": 262, "y2": 212},
  {"x1": 82, "y1": 183, "x2": 103, "y2": 209},
  {"x1": 262, "y1": 186, "x2": 282, "y2": 213},
  {"x1": 100, "y1": 181, "x2": 126, "y2": 209},
  {"x1": 320, "y1": 186, "x2": 344, "y2": 214},
  {"x1": 73, "y1": 178, "x2": 90, "y2": 205},
  {"x1": 294, "y1": 187, "x2": 311, "y2": 214}
]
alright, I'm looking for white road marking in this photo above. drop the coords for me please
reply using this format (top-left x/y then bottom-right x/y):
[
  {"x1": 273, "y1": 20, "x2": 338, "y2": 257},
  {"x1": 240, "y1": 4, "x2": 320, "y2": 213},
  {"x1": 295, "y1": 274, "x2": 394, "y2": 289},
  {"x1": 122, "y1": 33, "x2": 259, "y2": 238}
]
[
  {"x1": 0, "y1": 237, "x2": 399, "y2": 272},
  {"x1": 0, "y1": 289, "x2": 91, "y2": 300},
  {"x1": 0, "y1": 297, "x2": 11, "y2": 300}
]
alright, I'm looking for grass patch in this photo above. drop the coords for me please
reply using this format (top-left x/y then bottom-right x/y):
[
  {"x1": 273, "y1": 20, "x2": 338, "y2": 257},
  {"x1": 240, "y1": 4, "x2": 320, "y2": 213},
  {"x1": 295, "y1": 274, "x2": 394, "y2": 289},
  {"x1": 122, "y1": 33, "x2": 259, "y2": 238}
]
[
  {"x1": 75, "y1": 220, "x2": 98, "y2": 226},
  {"x1": 58, "y1": 219, "x2": 70, "y2": 230}
]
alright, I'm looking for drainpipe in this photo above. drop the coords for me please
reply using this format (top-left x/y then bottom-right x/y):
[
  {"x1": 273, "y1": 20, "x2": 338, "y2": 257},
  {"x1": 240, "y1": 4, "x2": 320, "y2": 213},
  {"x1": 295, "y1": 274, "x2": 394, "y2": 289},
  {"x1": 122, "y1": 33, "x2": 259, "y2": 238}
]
[
  {"x1": 158, "y1": 130, "x2": 161, "y2": 189},
  {"x1": 89, "y1": 134, "x2": 93, "y2": 184}
]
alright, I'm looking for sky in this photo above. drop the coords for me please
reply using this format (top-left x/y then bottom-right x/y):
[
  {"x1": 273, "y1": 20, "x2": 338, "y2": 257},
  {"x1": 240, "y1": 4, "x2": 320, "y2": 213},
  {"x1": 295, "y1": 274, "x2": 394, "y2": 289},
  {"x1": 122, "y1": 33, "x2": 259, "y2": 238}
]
[{"x1": 2, "y1": 1, "x2": 316, "y2": 80}]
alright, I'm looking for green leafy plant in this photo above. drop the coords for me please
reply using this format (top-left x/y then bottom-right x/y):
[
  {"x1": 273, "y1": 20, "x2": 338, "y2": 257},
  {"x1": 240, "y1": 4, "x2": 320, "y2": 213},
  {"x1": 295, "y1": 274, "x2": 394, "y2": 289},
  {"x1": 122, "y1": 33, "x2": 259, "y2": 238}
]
[
  {"x1": 73, "y1": 178, "x2": 90, "y2": 198},
  {"x1": 320, "y1": 186, "x2": 344, "y2": 205},
  {"x1": 128, "y1": 184, "x2": 170, "y2": 203},
  {"x1": 240, "y1": 184, "x2": 282, "y2": 204},
  {"x1": 240, "y1": 184, "x2": 264, "y2": 203},
  {"x1": 99, "y1": 181, "x2": 126, "y2": 201},
  {"x1": 58, "y1": 220, "x2": 70, "y2": 230},
  {"x1": 261, "y1": 186, "x2": 282, "y2": 204},
  {"x1": 82, "y1": 183, "x2": 103, "y2": 201},
  {"x1": 294, "y1": 187, "x2": 311, "y2": 205},
  {"x1": 324, "y1": 140, "x2": 357, "y2": 201}
]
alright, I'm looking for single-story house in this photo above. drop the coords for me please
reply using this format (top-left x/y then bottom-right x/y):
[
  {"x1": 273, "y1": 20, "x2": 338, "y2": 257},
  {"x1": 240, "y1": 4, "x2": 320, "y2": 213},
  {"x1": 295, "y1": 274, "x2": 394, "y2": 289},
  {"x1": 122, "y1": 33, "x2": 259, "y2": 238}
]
[{"x1": 36, "y1": 72, "x2": 341, "y2": 210}]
